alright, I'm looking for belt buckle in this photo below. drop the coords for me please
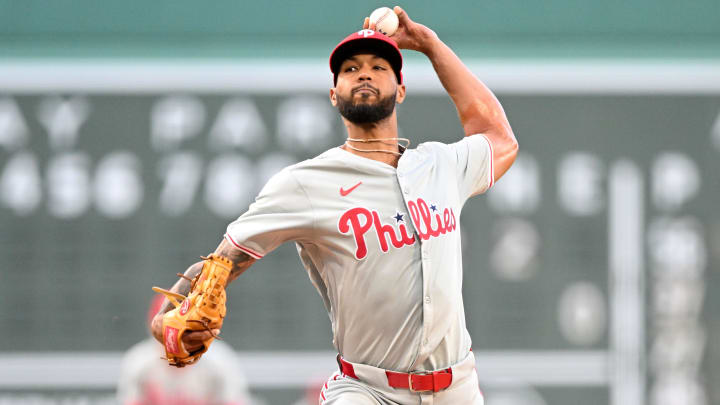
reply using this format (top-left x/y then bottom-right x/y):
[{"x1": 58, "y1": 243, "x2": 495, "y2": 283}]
[{"x1": 408, "y1": 371, "x2": 433, "y2": 393}]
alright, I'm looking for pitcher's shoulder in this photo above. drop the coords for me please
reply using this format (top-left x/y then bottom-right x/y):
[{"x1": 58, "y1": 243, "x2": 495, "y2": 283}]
[
  {"x1": 400, "y1": 141, "x2": 453, "y2": 164},
  {"x1": 287, "y1": 147, "x2": 348, "y2": 172},
  {"x1": 414, "y1": 141, "x2": 453, "y2": 154}
]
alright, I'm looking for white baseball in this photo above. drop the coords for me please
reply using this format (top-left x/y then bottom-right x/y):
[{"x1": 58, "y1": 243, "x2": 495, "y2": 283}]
[{"x1": 368, "y1": 7, "x2": 399, "y2": 36}]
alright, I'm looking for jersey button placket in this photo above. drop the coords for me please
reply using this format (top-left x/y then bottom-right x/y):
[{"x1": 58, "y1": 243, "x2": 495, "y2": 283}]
[
  {"x1": 420, "y1": 243, "x2": 432, "y2": 351},
  {"x1": 396, "y1": 172, "x2": 408, "y2": 196}
]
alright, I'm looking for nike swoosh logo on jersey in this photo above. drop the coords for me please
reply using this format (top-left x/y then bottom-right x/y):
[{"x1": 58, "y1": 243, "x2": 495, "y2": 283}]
[{"x1": 340, "y1": 181, "x2": 362, "y2": 196}]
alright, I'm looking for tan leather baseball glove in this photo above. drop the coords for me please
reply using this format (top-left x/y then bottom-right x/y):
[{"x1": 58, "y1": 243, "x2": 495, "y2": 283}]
[{"x1": 152, "y1": 254, "x2": 232, "y2": 367}]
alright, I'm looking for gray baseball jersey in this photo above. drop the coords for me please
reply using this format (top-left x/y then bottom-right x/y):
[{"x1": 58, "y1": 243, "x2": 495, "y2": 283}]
[{"x1": 225, "y1": 135, "x2": 493, "y2": 372}]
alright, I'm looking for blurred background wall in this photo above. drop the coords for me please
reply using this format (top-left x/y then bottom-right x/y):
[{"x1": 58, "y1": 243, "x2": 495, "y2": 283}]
[{"x1": 0, "y1": 1, "x2": 718, "y2": 404}]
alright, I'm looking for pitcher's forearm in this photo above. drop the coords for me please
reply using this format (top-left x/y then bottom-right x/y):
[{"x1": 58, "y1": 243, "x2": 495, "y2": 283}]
[
  {"x1": 150, "y1": 239, "x2": 256, "y2": 342},
  {"x1": 423, "y1": 38, "x2": 511, "y2": 137},
  {"x1": 423, "y1": 37, "x2": 517, "y2": 179},
  {"x1": 150, "y1": 261, "x2": 204, "y2": 342},
  {"x1": 158, "y1": 261, "x2": 205, "y2": 314},
  {"x1": 215, "y1": 238, "x2": 256, "y2": 283},
  {"x1": 156, "y1": 241, "x2": 256, "y2": 315}
]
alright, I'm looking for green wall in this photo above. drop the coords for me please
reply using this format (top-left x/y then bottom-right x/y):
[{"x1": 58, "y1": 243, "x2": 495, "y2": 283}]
[{"x1": 1, "y1": 0, "x2": 719, "y2": 58}]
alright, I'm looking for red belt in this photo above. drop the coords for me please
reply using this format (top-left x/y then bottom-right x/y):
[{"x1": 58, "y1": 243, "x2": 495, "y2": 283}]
[{"x1": 337, "y1": 355, "x2": 453, "y2": 393}]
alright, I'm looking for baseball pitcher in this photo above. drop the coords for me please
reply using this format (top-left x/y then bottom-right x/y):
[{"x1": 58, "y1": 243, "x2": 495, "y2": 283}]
[{"x1": 150, "y1": 6, "x2": 518, "y2": 404}]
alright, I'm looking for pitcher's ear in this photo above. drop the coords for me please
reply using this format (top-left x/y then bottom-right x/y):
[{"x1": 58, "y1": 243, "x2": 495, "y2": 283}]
[{"x1": 396, "y1": 84, "x2": 406, "y2": 104}]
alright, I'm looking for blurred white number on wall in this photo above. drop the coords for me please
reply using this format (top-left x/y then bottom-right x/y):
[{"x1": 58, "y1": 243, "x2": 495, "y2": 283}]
[
  {"x1": 651, "y1": 374, "x2": 707, "y2": 405},
  {"x1": 277, "y1": 96, "x2": 334, "y2": 151},
  {"x1": 651, "y1": 152, "x2": 700, "y2": 212},
  {"x1": 0, "y1": 97, "x2": 29, "y2": 151},
  {"x1": 0, "y1": 152, "x2": 41, "y2": 215},
  {"x1": 490, "y1": 218, "x2": 540, "y2": 281},
  {"x1": 557, "y1": 152, "x2": 604, "y2": 216},
  {"x1": 157, "y1": 152, "x2": 203, "y2": 216},
  {"x1": 653, "y1": 278, "x2": 705, "y2": 319},
  {"x1": 204, "y1": 154, "x2": 254, "y2": 219},
  {"x1": 208, "y1": 98, "x2": 268, "y2": 153},
  {"x1": 557, "y1": 281, "x2": 606, "y2": 346},
  {"x1": 37, "y1": 95, "x2": 90, "y2": 151},
  {"x1": 151, "y1": 95, "x2": 205, "y2": 152},
  {"x1": 648, "y1": 217, "x2": 706, "y2": 277},
  {"x1": 488, "y1": 154, "x2": 540, "y2": 213},
  {"x1": 94, "y1": 152, "x2": 143, "y2": 219},
  {"x1": 46, "y1": 152, "x2": 91, "y2": 219}
]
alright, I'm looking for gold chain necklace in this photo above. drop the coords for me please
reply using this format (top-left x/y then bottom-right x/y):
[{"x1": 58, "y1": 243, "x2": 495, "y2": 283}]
[{"x1": 343, "y1": 137, "x2": 411, "y2": 156}]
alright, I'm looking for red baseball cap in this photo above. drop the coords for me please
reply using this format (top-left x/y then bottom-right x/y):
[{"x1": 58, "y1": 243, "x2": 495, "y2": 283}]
[{"x1": 329, "y1": 29, "x2": 403, "y2": 85}]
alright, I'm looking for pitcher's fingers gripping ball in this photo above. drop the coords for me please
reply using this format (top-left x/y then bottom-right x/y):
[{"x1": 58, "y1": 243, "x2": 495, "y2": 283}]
[
  {"x1": 152, "y1": 254, "x2": 232, "y2": 367},
  {"x1": 368, "y1": 6, "x2": 399, "y2": 36}
]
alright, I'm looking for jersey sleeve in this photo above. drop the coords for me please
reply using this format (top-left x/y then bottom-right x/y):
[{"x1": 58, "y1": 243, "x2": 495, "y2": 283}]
[
  {"x1": 225, "y1": 168, "x2": 314, "y2": 259},
  {"x1": 449, "y1": 134, "x2": 494, "y2": 200}
]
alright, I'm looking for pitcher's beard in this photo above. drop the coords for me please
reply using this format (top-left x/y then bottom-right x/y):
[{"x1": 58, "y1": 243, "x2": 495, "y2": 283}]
[{"x1": 336, "y1": 92, "x2": 396, "y2": 124}]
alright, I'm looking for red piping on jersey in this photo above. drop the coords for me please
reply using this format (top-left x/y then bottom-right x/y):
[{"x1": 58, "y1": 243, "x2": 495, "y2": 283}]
[
  {"x1": 337, "y1": 355, "x2": 359, "y2": 379},
  {"x1": 224, "y1": 234, "x2": 264, "y2": 259},
  {"x1": 482, "y1": 135, "x2": 495, "y2": 189}
]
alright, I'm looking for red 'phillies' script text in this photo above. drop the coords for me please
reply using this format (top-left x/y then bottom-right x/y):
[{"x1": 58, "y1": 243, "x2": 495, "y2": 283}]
[{"x1": 338, "y1": 197, "x2": 456, "y2": 260}]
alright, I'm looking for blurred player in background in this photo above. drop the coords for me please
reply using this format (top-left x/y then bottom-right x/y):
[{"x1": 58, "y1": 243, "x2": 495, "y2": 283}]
[
  {"x1": 291, "y1": 378, "x2": 329, "y2": 405},
  {"x1": 118, "y1": 295, "x2": 252, "y2": 405},
  {"x1": 151, "y1": 6, "x2": 516, "y2": 404}
]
